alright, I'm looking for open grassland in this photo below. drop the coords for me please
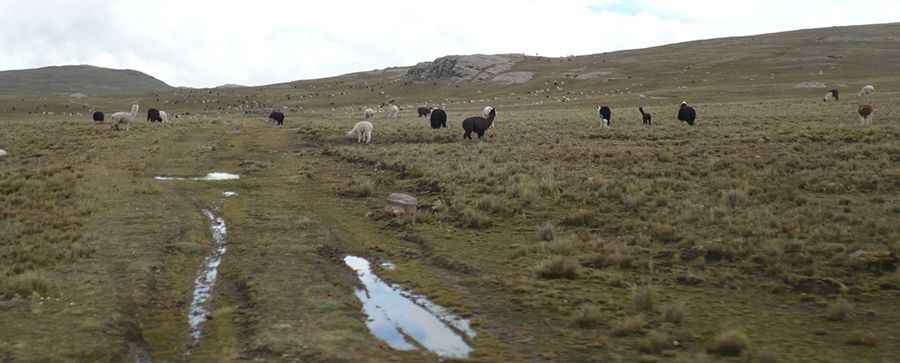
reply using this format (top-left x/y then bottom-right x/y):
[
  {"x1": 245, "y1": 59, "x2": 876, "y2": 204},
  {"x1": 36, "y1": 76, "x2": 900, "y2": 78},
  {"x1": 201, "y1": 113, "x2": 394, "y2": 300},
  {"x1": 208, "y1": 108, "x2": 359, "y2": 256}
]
[{"x1": 1, "y1": 86, "x2": 897, "y2": 362}]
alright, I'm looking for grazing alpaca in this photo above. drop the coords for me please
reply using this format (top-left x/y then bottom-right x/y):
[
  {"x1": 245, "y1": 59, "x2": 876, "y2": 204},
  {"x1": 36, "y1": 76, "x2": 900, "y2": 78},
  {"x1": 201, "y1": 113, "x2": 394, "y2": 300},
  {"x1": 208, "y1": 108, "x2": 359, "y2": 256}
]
[
  {"x1": 430, "y1": 109, "x2": 447, "y2": 129},
  {"x1": 385, "y1": 105, "x2": 400, "y2": 119},
  {"x1": 677, "y1": 102, "x2": 697, "y2": 126},
  {"x1": 269, "y1": 111, "x2": 285, "y2": 126},
  {"x1": 111, "y1": 104, "x2": 139, "y2": 131},
  {"x1": 159, "y1": 110, "x2": 170, "y2": 123},
  {"x1": 417, "y1": 106, "x2": 432, "y2": 117},
  {"x1": 92, "y1": 111, "x2": 105, "y2": 122},
  {"x1": 598, "y1": 105, "x2": 612, "y2": 128},
  {"x1": 639, "y1": 107, "x2": 652, "y2": 128},
  {"x1": 858, "y1": 105, "x2": 875, "y2": 125},
  {"x1": 824, "y1": 89, "x2": 840, "y2": 102},
  {"x1": 463, "y1": 107, "x2": 496, "y2": 139},
  {"x1": 147, "y1": 108, "x2": 163, "y2": 122},
  {"x1": 859, "y1": 85, "x2": 875, "y2": 99},
  {"x1": 347, "y1": 121, "x2": 374, "y2": 144},
  {"x1": 364, "y1": 108, "x2": 376, "y2": 120}
]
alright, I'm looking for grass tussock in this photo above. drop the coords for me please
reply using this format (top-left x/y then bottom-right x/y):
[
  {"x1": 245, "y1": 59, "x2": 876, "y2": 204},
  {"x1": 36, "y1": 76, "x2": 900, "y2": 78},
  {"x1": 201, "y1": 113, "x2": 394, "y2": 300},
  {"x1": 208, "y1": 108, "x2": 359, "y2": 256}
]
[
  {"x1": 340, "y1": 177, "x2": 375, "y2": 197},
  {"x1": 825, "y1": 298, "x2": 852, "y2": 322},
  {"x1": 536, "y1": 222, "x2": 556, "y2": 241},
  {"x1": 612, "y1": 315, "x2": 646, "y2": 337},
  {"x1": 662, "y1": 302, "x2": 686, "y2": 324},
  {"x1": 708, "y1": 330, "x2": 751, "y2": 357},
  {"x1": 458, "y1": 207, "x2": 493, "y2": 229},
  {"x1": 639, "y1": 330, "x2": 673, "y2": 354},
  {"x1": 846, "y1": 331, "x2": 879, "y2": 347},
  {"x1": 757, "y1": 350, "x2": 778, "y2": 363},
  {"x1": 0, "y1": 271, "x2": 55, "y2": 299},
  {"x1": 632, "y1": 285, "x2": 657, "y2": 313},
  {"x1": 573, "y1": 305, "x2": 604, "y2": 329},
  {"x1": 535, "y1": 256, "x2": 580, "y2": 280}
]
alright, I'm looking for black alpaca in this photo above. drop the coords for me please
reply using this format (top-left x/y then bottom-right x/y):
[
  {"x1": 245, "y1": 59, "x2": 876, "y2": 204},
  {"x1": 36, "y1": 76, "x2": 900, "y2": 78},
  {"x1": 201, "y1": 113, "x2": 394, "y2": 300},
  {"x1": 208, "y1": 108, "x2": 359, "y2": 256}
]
[
  {"x1": 677, "y1": 102, "x2": 696, "y2": 126},
  {"x1": 147, "y1": 108, "x2": 162, "y2": 122},
  {"x1": 827, "y1": 89, "x2": 840, "y2": 101},
  {"x1": 462, "y1": 108, "x2": 496, "y2": 139},
  {"x1": 92, "y1": 111, "x2": 105, "y2": 122},
  {"x1": 639, "y1": 107, "x2": 652, "y2": 128},
  {"x1": 430, "y1": 109, "x2": 447, "y2": 129},
  {"x1": 599, "y1": 106, "x2": 612, "y2": 127},
  {"x1": 269, "y1": 111, "x2": 285, "y2": 126},
  {"x1": 418, "y1": 107, "x2": 432, "y2": 117}
]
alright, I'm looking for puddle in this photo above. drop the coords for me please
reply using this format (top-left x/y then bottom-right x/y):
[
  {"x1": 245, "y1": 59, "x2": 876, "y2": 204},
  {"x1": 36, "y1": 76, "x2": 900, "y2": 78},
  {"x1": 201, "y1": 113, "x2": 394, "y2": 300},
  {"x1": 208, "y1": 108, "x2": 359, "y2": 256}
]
[
  {"x1": 155, "y1": 172, "x2": 240, "y2": 181},
  {"x1": 189, "y1": 208, "x2": 229, "y2": 342},
  {"x1": 223, "y1": 191, "x2": 239, "y2": 197},
  {"x1": 380, "y1": 261, "x2": 397, "y2": 271},
  {"x1": 344, "y1": 256, "x2": 476, "y2": 359}
]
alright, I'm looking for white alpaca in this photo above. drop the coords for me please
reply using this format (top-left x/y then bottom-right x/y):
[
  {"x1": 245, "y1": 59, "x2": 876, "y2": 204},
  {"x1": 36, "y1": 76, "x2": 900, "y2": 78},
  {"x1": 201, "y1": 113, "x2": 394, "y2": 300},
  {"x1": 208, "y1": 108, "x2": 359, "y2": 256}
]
[
  {"x1": 159, "y1": 111, "x2": 170, "y2": 123},
  {"x1": 364, "y1": 108, "x2": 376, "y2": 120},
  {"x1": 110, "y1": 104, "x2": 139, "y2": 131},
  {"x1": 482, "y1": 106, "x2": 496, "y2": 128},
  {"x1": 347, "y1": 121, "x2": 374, "y2": 144},
  {"x1": 0, "y1": 149, "x2": 7, "y2": 157},
  {"x1": 859, "y1": 85, "x2": 875, "y2": 98},
  {"x1": 385, "y1": 105, "x2": 400, "y2": 119}
]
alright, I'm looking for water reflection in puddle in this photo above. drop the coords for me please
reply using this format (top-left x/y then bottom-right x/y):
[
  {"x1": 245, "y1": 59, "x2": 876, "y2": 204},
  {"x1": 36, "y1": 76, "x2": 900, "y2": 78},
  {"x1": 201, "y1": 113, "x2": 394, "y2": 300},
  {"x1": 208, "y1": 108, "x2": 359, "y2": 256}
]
[
  {"x1": 189, "y1": 209, "x2": 229, "y2": 342},
  {"x1": 344, "y1": 256, "x2": 475, "y2": 359},
  {"x1": 223, "y1": 191, "x2": 239, "y2": 197},
  {"x1": 155, "y1": 172, "x2": 240, "y2": 181}
]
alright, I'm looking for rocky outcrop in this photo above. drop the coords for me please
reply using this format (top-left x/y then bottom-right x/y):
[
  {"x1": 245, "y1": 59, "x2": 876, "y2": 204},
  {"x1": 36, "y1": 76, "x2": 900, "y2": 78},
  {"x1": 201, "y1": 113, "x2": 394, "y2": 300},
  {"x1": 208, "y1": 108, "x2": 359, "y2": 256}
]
[{"x1": 405, "y1": 54, "x2": 526, "y2": 82}]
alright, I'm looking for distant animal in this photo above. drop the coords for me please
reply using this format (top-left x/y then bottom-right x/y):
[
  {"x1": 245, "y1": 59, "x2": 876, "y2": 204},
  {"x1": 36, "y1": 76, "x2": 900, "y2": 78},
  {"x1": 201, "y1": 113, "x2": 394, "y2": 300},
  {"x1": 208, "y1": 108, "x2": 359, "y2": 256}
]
[
  {"x1": 858, "y1": 105, "x2": 875, "y2": 125},
  {"x1": 0, "y1": 149, "x2": 7, "y2": 157},
  {"x1": 824, "y1": 89, "x2": 839, "y2": 102},
  {"x1": 417, "y1": 107, "x2": 432, "y2": 117},
  {"x1": 677, "y1": 102, "x2": 696, "y2": 126},
  {"x1": 385, "y1": 104, "x2": 400, "y2": 119},
  {"x1": 111, "y1": 104, "x2": 140, "y2": 131},
  {"x1": 147, "y1": 108, "x2": 162, "y2": 122},
  {"x1": 347, "y1": 121, "x2": 374, "y2": 144},
  {"x1": 92, "y1": 111, "x2": 105, "y2": 122},
  {"x1": 269, "y1": 111, "x2": 285, "y2": 126},
  {"x1": 430, "y1": 109, "x2": 447, "y2": 129},
  {"x1": 463, "y1": 107, "x2": 496, "y2": 139},
  {"x1": 639, "y1": 107, "x2": 652, "y2": 128},
  {"x1": 364, "y1": 108, "x2": 376, "y2": 120},
  {"x1": 598, "y1": 105, "x2": 612, "y2": 128},
  {"x1": 859, "y1": 85, "x2": 875, "y2": 98},
  {"x1": 159, "y1": 110, "x2": 170, "y2": 123}
]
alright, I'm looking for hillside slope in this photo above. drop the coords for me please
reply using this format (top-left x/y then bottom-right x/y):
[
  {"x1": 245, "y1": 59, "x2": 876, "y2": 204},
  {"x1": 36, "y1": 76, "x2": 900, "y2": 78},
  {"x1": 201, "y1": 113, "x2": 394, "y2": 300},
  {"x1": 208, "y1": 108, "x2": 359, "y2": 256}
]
[{"x1": 0, "y1": 65, "x2": 172, "y2": 96}]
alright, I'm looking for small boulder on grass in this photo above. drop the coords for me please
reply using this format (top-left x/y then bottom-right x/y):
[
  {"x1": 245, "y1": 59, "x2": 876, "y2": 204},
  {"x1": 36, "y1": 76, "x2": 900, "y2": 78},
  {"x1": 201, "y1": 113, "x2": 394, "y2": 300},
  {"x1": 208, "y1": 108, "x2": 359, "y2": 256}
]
[
  {"x1": 536, "y1": 222, "x2": 555, "y2": 242},
  {"x1": 825, "y1": 298, "x2": 852, "y2": 322},
  {"x1": 708, "y1": 330, "x2": 750, "y2": 357}
]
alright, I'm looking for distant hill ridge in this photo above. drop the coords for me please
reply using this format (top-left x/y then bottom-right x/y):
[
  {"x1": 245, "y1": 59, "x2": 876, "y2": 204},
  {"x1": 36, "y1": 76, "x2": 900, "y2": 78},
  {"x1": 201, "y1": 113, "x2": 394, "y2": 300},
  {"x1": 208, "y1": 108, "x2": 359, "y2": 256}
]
[{"x1": 0, "y1": 65, "x2": 172, "y2": 96}]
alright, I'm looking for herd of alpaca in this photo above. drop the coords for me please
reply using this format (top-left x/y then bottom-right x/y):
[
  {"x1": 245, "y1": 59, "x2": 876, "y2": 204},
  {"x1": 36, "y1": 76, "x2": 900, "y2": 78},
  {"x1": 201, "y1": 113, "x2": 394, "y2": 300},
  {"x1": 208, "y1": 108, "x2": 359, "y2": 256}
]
[{"x1": 92, "y1": 104, "x2": 175, "y2": 131}]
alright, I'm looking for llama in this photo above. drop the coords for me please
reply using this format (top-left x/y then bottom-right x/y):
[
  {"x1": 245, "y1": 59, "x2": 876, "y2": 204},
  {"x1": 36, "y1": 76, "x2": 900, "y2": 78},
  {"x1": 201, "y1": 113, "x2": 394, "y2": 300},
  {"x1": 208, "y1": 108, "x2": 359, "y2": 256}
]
[
  {"x1": 463, "y1": 107, "x2": 496, "y2": 139},
  {"x1": 858, "y1": 105, "x2": 875, "y2": 125},
  {"x1": 598, "y1": 106, "x2": 612, "y2": 128},
  {"x1": 677, "y1": 102, "x2": 696, "y2": 126},
  {"x1": 147, "y1": 108, "x2": 163, "y2": 122},
  {"x1": 92, "y1": 111, "x2": 105, "y2": 122},
  {"x1": 824, "y1": 89, "x2": 839, "y2": 102},
  {"x1": 639, "y1": 107, "x2": 652, "y2": 128},
  {"x1": 430, "y1": 109, "x2": 447, "y2": 129},
  {"x1": 111, "y1": 104, "x2": 139, "y2": 131},
  {"x1": 269, "y1": 111, "x2": 285, "y2": 126},
  {"x1": 347, "y1": 121, "x2": 374, "y2": 144},
  {"x1": 417, "y1": 107, "x2": 432, "y2": 117},
  {"x1": 364, "y1": 108, "x2": 376, "y2": 120}
]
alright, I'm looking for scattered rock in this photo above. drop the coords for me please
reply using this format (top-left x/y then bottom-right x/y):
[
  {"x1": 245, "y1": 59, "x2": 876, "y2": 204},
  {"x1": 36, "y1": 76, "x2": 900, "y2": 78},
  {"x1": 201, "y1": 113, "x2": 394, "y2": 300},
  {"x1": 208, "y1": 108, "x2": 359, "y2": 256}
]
[
  {"x1": 576, "y1": 71, "x2": 614, "y2": 80},
  {"x1": 386, "y1": 193, "x2": 418, "y2": 217},
  {"x1": 794, "y1": 81, "x2": 827, "y2": 89},
  {"x1": 492, "y1": 72, "x2": 535, "y2": 84},
  {"x1": 405, "y1": 54, "x2": 525, "y2": 82},
  {"x1": 792, "y1": 277, "x2": 846, "y2": 295}
]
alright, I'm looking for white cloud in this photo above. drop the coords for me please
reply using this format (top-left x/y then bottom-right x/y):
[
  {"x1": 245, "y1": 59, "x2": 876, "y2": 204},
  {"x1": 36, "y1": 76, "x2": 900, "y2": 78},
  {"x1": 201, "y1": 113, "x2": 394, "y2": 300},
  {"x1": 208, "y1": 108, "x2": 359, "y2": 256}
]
[{"x1": 0, "y1": 0, "x2": 897, "y2": 87}]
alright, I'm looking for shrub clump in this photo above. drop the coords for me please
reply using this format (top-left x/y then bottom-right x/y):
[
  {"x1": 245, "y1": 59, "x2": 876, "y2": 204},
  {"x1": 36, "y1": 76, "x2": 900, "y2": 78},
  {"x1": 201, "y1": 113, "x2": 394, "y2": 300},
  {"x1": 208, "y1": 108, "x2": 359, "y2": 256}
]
[
  {"x1": 708, "y1": 330, "x2": 751, "y2": 357},
  {"x1": 632, "y1": 285, "x2": 657, "y2": 313},
  {"x1": 825, "y1": 298, "x2": 852, "y2": 322},
  {"x1": 535, "y1": 256, "x2": 579, "y2": 280},
  {"x1": 612, "y1": 315, "x2": 646, "y2": 337},
  {"x1": 536, "y1": 222, "x2": 556, "y2": 242},
  {"x1": 573, "y1": 305, "x2": 604, "y2": 329},
  {"x1": 662, "y1": 302, "x2": 686, "y2": 324}
]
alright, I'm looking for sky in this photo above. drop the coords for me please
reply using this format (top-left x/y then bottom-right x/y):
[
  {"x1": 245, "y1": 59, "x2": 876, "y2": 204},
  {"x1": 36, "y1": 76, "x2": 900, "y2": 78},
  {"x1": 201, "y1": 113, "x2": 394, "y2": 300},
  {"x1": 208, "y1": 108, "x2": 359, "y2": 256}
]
[{"x1": 0, "y1": 0, "x2": 898, "y2": 88}]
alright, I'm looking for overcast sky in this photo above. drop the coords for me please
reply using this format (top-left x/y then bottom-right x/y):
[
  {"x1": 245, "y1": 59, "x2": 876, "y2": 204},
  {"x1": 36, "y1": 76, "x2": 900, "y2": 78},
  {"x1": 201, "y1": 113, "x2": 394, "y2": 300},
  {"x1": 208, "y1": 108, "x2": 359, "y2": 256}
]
[{"x1": 0, "y1": 0, "x2": 897, "y2": 88}]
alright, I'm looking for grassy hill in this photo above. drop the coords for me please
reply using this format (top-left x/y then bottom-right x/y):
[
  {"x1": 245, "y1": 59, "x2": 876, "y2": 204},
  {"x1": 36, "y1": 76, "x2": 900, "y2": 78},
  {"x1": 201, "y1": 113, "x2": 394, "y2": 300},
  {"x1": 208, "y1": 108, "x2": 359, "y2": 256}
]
[{"x1": 0, "y1": 65, "x2": 172, "y2": 96}]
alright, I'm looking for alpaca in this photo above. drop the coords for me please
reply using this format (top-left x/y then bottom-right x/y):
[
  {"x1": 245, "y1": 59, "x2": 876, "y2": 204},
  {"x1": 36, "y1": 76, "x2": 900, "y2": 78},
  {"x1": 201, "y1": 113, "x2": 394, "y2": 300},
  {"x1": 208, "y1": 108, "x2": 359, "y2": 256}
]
[
  {"x1": 482, "y1": 106, "x2": 496, "y2": 129},
  {"x1": 110, "y1": 104, "x2": 139, "y2": 131},
  {"x1": 364, "y1": 108, "x2": 376, "y2": 120},
  {"x1": 824, "y1": 89, "x2": 839, "y2": 102},
  {"x1": 347, "y1": 121, "x2": 374, "y2": 144},
  {"x1": 677, "y1": 102, "x2": 696, "y2": 126},
  {"x1": 858, "y1": 105, "x2": 875, "y2": 125},
  {"x1": 639, "y1": 107, "x2": 652, "y2": 128},
  {"x1": 269, "y1": 111, "x2": 285, "y2": 126},
  {"x1": 463, "y1": 107, "x2": 496, "y2": 139},
  {"x1": 385, "y1": 105, "x2": 400, "y2": 119},
  {"x1": 598, "y1": 106, "x2": 612, "y2": 128},
  {"x1": 417, "y1": 106, "x2": 432, "y2": 117},
  {"x1": 159, "y1": 111, "x2": 170, "y2": 123},
  {"x1": 147, "y1": 108, "x2": 163, "y2": 122},
  {"x1": 92, "y1": 111, "x2": 105, "y2": 122},
  {"x1": 430, "y1": 109, "x2": 447, "y2": 129},
  {"x1": 0, "y1": 149, "x2": 6, "y2": 157},
  {"x1": 859, "y1": 85, "x2": 875, "y2": 99}
]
